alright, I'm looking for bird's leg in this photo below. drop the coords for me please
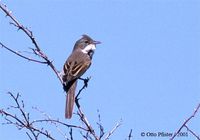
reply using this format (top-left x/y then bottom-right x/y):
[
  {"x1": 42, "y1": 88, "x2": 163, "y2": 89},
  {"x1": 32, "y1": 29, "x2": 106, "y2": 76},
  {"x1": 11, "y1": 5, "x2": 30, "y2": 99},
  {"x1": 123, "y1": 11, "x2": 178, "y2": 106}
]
[
  {"x1": 63, "y1": 83, "x2": 67, "y2": 92},
  {"x1": 75, "y1": 76, "x2": 91, "y2": 101},
  {"x1": 78, "y1": 76, "x2": 91, "y2": 88}
]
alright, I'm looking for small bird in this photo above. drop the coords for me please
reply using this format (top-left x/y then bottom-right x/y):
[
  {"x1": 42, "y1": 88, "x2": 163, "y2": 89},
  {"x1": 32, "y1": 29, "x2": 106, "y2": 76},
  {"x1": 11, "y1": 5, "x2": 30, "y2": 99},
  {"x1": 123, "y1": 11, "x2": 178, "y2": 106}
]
[{"x1": 62, "y1": 34, "x2": 101, "y2": 119}]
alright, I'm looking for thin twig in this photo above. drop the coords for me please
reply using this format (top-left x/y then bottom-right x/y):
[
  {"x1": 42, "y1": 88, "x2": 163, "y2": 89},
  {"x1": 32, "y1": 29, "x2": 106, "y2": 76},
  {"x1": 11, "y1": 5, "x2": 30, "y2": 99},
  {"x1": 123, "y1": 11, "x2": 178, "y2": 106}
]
[
  {"x1": 97, "y1": 110, "x2": 105, "y2": 139},
  {"x1": 0, "y1": 3, "x2": 40, "y2": 51},
  {"x1": 105, "y1": 119, "x2": 122, "y2": 140},
  {"x1": 184, "y1": 125, "x2": 200, "y2": 140},
  {"x1": 170, "y1": 103, "x2": 200, "y2": 140},
  {"x1": 75, "y1": 77, "x2": 99, "y2": 140},
  {"x1": 0, "y1": 42, "x2": 47, "y2": 64},
  {"x1": 69, "y1": 128, "x2": 73, "y2": 140},
  {"x1": 33, "y1": 107, "x2": 69, "y2": 139},
  {"x1": 128, "y1": 129, "x2": 133, "y2": 140},
  {"x1": 1, "y1": 92, "x2": 56, "y2": 140},
  {"x1": 31, "y1": 107, "x2": 87, "y2": 132},
  {"x1": 76, "y1": 77, "x2": 91, "y2": 99},
  {"x1": 0, "y1": 2, "x2": 63, "y2": 84}
]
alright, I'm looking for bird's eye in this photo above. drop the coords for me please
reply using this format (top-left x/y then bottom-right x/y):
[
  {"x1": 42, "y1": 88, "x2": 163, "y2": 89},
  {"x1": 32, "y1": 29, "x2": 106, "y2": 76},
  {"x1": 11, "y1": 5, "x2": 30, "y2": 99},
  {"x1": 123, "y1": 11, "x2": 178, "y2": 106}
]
[{"x1": 84, "y1": 40, "x2": 89, "y2": 44}]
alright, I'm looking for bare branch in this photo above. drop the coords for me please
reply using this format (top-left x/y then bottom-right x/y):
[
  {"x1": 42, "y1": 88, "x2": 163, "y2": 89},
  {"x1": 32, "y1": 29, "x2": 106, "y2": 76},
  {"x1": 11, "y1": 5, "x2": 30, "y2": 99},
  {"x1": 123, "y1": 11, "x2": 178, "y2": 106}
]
[
  {"x1": 0, "y1": 42, "x2": 47, "y2": 64},
  {"x1": 104, "y1": 120, "x2": 122, "y2": 140},
  {"x1": 1, "y1": 92, "x2": 56, "y2": 140},
  {"x1": 74, "y1": 77, "x2": 100, "y2": 140},
  {"x1": 0, "y1": 3, "x2": 40, "y2": 51},
  {"x1": 185, "y1": 125, "x2": 200, "y2": 140},
  {"x1": 69, "y1": 128, "x2": 73, "y2": 140},
  {"x1": 96, "y1": 110, "x2": 105, "y2": 139},
  {"x1": 76, "y1": 77, "x2": 91, "y2": 99},
  {"x1": 0, "y1": 2, "x2": 63, "y2": 84},
  {"x1": 128, "y1": 129, "x2": 133, "y2": 140},
  {"x1": 170, "y1": 103, "x2": 200, "y2": 140},
  {"x1": 31, "y1": 107, "x2": 88, "y2": 132}
]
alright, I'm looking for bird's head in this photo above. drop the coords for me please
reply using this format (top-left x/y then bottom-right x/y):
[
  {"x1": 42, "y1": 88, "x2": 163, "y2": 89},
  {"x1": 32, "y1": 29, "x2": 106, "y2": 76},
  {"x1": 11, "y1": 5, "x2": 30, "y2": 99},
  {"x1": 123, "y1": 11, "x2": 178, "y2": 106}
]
[{"x1": 73, "y1": 34, "x2": 101, "y2": 54}]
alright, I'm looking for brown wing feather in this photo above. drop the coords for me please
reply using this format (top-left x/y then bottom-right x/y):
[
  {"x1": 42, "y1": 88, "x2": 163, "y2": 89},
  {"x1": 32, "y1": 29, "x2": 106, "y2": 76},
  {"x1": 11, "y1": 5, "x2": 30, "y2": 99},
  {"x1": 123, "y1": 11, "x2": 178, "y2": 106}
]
[{"x1": 63, "y1": 50, "x2": 91, "y2": 83}]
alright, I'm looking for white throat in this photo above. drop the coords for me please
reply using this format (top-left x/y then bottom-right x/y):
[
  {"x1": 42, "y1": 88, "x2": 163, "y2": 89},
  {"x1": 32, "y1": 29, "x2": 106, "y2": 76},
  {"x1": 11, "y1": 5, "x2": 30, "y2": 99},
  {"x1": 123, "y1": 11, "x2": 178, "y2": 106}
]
[{"x1": 82, "y1": 44, "x2": 96, "y2": 53}]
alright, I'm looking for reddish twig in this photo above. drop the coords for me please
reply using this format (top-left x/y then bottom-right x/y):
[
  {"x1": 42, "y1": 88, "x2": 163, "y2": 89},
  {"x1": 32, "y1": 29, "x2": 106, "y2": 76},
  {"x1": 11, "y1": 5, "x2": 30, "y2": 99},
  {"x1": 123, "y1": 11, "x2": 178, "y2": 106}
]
[
  {"x1": 0, "y1": 42, "x2": 47, "y2": 64},
  {"x1": 1, "y1": 92, "x2": 56, "y2": 140},
  {"x1": 31, "y1": 119, "x2": 88, "y2": 131},
  {"x1": 1, "y1": 92, "x2": 96, "y2": 140},
  {"x1": 0, "y1": 2, "x2": 63, "y2": 84},
  {"x1": 0, "y1": 3, "x2": 40, "y2": 51}
]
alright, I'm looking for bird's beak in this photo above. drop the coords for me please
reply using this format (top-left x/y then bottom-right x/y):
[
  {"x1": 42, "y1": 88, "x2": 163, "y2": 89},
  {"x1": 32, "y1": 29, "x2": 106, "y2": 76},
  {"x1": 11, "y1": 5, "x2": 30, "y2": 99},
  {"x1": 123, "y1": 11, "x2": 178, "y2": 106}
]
[{"x1": 93, "y1": 40, "x2": 101, "y2": 44}]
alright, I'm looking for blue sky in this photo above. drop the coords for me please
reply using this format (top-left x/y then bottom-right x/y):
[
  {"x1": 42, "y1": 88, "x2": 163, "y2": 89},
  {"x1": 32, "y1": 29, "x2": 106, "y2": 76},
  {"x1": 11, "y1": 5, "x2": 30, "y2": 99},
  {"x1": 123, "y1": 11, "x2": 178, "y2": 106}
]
[{"x1": 0, "y1": 0, "x2": 200, "y2": 139}]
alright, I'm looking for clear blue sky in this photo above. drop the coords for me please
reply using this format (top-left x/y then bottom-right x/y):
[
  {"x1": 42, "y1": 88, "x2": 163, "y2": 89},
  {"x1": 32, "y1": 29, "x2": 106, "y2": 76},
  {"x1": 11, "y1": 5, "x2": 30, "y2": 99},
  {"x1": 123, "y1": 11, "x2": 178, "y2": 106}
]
[{"x1": 0, "y1": 0, "x2": 200, "y2": 139}]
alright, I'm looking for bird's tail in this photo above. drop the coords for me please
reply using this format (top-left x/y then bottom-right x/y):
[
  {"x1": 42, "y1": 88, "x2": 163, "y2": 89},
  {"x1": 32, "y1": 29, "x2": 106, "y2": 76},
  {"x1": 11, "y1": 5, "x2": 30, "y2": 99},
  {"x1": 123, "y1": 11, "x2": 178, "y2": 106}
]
[{"x1": 65, "y1": 80, "x2": 77, "y2": 119}]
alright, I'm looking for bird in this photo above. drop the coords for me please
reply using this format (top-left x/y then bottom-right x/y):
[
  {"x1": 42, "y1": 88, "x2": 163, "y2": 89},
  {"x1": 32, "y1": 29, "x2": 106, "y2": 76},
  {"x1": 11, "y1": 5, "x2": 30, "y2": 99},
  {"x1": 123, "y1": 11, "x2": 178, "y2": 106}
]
[{"x1": 62, "y1": 34, "x2": 101, "y2": 119}]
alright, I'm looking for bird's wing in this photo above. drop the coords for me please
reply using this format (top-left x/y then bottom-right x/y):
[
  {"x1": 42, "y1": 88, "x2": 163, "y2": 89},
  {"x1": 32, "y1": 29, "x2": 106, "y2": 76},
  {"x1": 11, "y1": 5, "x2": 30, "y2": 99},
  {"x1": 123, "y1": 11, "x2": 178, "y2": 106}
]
[{"x1": 63, "y1": 50, "x2": 91, "y2": 82}]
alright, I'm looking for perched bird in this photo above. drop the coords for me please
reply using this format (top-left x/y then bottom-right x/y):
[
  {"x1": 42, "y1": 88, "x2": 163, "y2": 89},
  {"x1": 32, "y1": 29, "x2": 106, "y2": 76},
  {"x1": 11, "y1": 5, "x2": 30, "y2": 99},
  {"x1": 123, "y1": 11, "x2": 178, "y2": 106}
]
[{"x1": 62, "y1": 34, "x2": 101, "y2": 119}]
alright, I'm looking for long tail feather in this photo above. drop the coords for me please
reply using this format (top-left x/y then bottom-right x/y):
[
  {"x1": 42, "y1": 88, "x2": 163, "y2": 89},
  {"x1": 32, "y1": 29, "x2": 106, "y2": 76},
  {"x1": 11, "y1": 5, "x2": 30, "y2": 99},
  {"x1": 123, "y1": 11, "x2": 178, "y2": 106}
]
[{"x1": 65, "y1": 80, "x2": 77, "y2": 119}]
